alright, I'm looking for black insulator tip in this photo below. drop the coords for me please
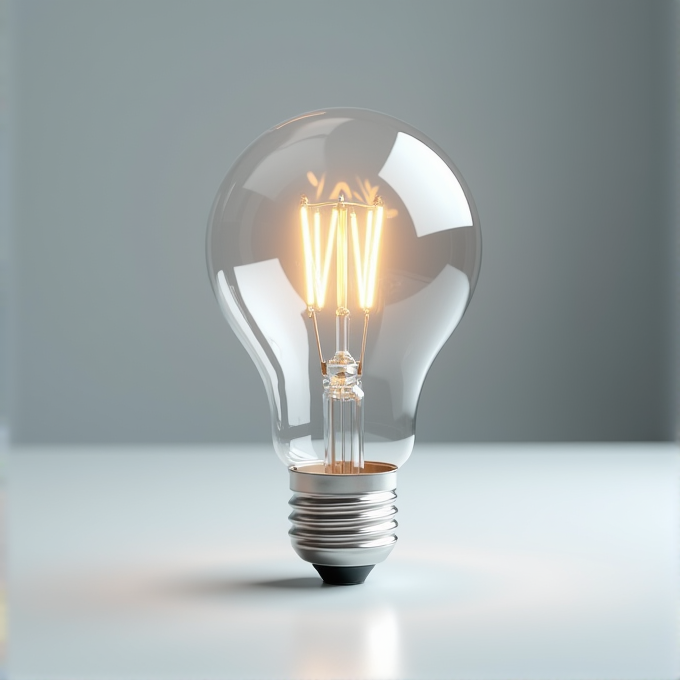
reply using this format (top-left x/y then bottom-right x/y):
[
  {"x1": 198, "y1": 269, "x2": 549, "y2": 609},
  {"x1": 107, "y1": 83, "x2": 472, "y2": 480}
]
[{"x1": 313, "y1": 564, "x2": 375, "y2": 586}]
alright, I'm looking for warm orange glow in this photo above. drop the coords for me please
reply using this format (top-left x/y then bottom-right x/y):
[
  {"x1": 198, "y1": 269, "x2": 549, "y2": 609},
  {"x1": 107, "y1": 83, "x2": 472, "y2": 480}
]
[
  {"x1": 362, "y1": 209, "x2": 374, "y2": 308},
  {"x1": 300, "y1": 196, "x2": 383, "y2": 313},
  {"x1": 313, "y1": 209, "x2": 321, "y2": 300},
  {"x1": 336, "y1": 206, "x2": 348, "y2": 309},
  {"x1": 320, "y1": 209, "x2": 337, "y2": 308},
  {"x1": 350, "y1": 211, "x2": 365, "y2": 309},
  {"x1": 366, "y1": 205, "x2": 383, "y2": 309},
  {"x1": 300, "y1": 204, "x2": 315, "y2": 307}
]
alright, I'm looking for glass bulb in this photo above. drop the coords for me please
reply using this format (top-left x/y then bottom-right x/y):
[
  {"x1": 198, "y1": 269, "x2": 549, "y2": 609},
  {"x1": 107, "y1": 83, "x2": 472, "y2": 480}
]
[{"x1": 207, "y1": 108, "x2": 481, "y2": 583}]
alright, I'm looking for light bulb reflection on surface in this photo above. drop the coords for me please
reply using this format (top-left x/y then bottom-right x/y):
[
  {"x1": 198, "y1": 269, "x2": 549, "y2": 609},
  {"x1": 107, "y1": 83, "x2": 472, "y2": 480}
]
[
  {"x1": 293, "y1": 604, "x2": 401, "y2": 680},
  {"x1": 207, "y1": 108, "x2": 481, "y2": 585}
]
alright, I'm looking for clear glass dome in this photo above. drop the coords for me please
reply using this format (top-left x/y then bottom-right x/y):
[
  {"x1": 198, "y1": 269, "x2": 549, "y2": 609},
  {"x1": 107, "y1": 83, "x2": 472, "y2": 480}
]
[{"x1": 207, "y1": 108, "x2": 481, "y2": 469}]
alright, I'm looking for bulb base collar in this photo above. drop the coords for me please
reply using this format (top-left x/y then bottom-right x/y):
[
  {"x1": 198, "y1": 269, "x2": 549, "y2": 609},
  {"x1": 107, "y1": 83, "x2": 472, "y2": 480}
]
[{"x1": 288, "y1": 461, "x2": 398, "y2": 584}]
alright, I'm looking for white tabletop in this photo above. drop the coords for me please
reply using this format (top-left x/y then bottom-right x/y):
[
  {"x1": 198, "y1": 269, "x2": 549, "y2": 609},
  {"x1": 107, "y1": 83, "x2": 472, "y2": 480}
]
[{"x1": 8, "y1": 443, "x2": 680, "y2": 679}]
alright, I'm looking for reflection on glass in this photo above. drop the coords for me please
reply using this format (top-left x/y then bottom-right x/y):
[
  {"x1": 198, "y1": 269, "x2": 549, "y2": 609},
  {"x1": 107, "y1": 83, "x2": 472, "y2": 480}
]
[
  {"x1": 233, "y1": 259, "x2": 310, "y2": 427},
  {"x1": 369, "y1": 264, "x2": 470, "y2": 422},
  {"x1": 379, "y1": 131, "x2": 473, "y2": 236}
]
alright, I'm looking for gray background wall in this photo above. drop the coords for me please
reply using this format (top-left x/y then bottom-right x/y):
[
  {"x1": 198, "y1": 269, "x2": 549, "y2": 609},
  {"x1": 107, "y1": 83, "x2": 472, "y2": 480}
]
[{"x1": 7, "y1": 0, "x2": 678, "y2": 444}]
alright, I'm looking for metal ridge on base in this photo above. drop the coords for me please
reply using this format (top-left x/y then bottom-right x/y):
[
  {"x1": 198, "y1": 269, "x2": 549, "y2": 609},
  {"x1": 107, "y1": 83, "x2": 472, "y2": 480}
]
[{"x1": 288, "y1": 462, "x2": 398, "y2": 584}]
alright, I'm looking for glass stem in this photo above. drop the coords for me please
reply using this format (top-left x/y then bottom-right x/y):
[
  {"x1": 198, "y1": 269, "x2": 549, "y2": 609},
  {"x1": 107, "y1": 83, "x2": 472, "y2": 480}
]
[
  {"x1": 336, "y1": 311, "x2": 349, "y2": 354},
  {"x1": 324, "y1": 382, "x2": 364, "y2": 474},
  {"x1": 324, "y1": 197, "x2": 364, "y2": 473}
]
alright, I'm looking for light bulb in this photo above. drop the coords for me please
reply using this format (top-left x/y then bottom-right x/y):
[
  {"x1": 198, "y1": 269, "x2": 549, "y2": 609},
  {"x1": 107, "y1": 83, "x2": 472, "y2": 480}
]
[{"x1": 207, "y1": 108, "x2": 481, "y2": 585}]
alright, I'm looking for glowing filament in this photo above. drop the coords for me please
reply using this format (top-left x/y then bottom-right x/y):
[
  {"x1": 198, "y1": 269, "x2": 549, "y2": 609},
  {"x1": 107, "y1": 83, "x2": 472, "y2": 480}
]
[
  {"x1": 314, "y1": 209, "x2": 321, "y2": 299},
  {"x1": 321, "y1": 209, "x2": 338, "y2": 308},
  {"x1": 363, "y1": 209, "x2": 374, "y2": 308},
  {"x1": 301, "y1": 198, "x2": 383, "y2": 312},
  {"x1": 300, "y1": 205, "x2": 315, "y2": 307},
  {"x1": 365, "y1": 205, "x2": 383, "y2": 309},
  {"x1": 337, "y1": 206, "x2": 348, "y2": 309},
  {"x1": 352, "y1": 205, "x2": 383, "y2": 311},
  {"x1": 350, "y1": 211, "x2": 365, "y2": 309}
]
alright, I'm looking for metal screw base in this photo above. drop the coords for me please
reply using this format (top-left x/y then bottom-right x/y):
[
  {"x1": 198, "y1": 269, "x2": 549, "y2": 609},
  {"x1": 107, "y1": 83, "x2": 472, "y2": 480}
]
[{"x1": 288, "y1": 461, "x2": 398, "y2": 584}]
